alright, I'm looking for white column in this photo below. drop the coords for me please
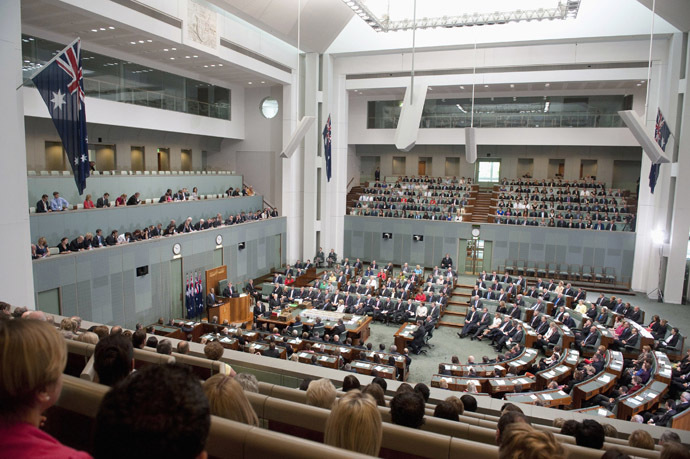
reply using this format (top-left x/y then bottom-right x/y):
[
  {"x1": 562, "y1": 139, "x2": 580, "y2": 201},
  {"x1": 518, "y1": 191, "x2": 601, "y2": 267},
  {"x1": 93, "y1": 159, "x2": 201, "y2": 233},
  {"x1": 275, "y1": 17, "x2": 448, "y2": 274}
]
[
  {"x1": 281, "y1": 71, "x2": 303, "y2": 262},
  {"x1": 0, "y1": 0, "x2": 35, "y2": 308},
  {"x1": 301, "y1": 53, "x2": 319, "y2": 262},
  {"x1": 631, "y1": 62, "x2": 669, "y2": 297},
  {"x1": 663, "y1": 34, "x2": 690, "y2": 304},
  {"x1": 322, "y1": 56, "x2": 349, "y2": 257}
]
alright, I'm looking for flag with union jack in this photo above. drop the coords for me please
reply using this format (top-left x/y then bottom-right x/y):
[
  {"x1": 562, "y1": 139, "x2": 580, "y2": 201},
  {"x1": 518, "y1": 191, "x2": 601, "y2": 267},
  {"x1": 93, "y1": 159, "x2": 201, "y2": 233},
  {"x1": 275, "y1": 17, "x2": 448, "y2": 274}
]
[
  {"x1": 649, "y1": 109, "x2": 671, "y2": 194},
  {"x1": 322, "y1": 114, "x2": 332, "y2": 182},
  {"x1": 32, "y1": 38, "x2": 89, "y2": 194}
]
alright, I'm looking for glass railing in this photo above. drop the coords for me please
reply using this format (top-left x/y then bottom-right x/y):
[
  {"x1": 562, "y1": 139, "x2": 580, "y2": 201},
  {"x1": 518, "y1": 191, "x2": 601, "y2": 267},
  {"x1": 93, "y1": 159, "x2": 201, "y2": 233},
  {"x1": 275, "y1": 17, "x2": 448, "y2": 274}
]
[
  {"x1": 82, "y1": 78, "x2": 231, "y2": 120},
  {"x1": 367, "y1": 112, "x2": 624, "y2": 129}
]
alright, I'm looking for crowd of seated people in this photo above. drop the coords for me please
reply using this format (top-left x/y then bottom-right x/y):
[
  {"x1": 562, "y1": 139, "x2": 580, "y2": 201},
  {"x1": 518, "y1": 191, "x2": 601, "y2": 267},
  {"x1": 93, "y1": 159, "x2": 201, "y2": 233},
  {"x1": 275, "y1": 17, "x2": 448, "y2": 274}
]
[
  {"x1": 349, "y1": 175, "x2": 474, "y2": 220},
  {"x1": 34, "y1": 184, "x2": 257, "y2": 213},
  {"x1": 31, "y1": 205, "x2": 279, "y2": 258},
  {"x1": 492, "y1": 177, "x2": 636, "y2": 231},
  {"x1": 2, "y1": 290, "x2": 689, "y2": 458}
]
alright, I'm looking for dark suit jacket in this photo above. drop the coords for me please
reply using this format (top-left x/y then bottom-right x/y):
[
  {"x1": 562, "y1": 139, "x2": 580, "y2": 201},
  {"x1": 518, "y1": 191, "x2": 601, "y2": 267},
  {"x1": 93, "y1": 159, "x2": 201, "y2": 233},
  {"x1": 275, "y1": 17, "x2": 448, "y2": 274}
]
[
  {"x1": 206, "y1": 293, "x2": 217, "y2": 307},
  {"x1": 96, "y1": 197, "x2": 109, "y2": 208},
  {"x1": 36, "y1": 199, "x2": 50, "y2": 213}
]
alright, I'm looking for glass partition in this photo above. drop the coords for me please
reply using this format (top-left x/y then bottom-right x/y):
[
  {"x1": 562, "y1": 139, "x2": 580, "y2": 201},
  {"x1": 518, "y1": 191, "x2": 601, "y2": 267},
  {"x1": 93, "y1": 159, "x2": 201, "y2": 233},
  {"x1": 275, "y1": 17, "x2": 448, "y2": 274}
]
[
  {"x1": 367, "y1": 95, "x2": 627, "y2": 129},
  {"x1": 21, "y1": 35, "x2": 231, "y2": 121}
]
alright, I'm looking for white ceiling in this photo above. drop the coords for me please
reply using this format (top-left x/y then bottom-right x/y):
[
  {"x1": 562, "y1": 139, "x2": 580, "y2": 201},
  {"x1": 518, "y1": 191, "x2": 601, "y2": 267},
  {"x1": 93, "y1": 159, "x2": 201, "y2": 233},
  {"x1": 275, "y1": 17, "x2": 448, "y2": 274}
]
[
  {"x1": 206, "y1": 0, "x2": 355, "y2": 53},
  {"x1": 21, "y1": 0, "x2": 281, "y2": 88},
  {"x1": 636, "y1": 0, "x2": 690, "y2": 32}
]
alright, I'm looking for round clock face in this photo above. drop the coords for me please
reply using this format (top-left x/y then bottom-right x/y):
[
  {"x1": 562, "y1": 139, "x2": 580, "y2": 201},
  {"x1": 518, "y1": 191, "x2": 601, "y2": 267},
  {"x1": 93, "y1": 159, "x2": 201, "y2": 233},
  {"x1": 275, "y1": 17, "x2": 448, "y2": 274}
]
[
  {"x1": 471, "y1": 228, "x2": 480, "y2": 237},
  {"x1": 173, "y1": 243, "x2": 181, "y2": 255},
  {"x1": 216, "y1": 234, "x2": 223, "y2": 245}
]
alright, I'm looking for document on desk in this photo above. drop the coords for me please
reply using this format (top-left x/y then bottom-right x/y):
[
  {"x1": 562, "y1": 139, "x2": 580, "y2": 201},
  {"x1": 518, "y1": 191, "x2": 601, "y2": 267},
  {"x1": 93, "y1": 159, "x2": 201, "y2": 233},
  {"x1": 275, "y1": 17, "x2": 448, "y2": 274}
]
[{"x1": 542, "y1": 393, "x2": 553, "y2": 400}]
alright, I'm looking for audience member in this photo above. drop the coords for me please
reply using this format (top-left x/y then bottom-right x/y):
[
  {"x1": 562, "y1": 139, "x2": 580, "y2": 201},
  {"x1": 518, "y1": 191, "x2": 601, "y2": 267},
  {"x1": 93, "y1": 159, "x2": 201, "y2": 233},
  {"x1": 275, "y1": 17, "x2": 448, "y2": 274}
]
[
  {"x1": 0, "y1": 319, "x2": 90, "y2": 458},
  {"x1": 496, "y1": 411, "x2": 530, "y2": 445},
  {"x1": 325, "y1": 390, "x2": 382, "y2": 456},
  {"x1": 628, "y1": 429, "x2": 655, "y2": 450},
  {"x1": 498, "y1": 423, "x2": 564, "y2": 459},
  {"x1": 390, "y1": 392, "x2": 425, "y2": 429},
  {"x1": 342, "y1": 374, "x2": 361, "y2": 392},
  {"x1": 94, "y1": 364, "x2": 210, "y2": 459},
  {"x1": 362, "y1": 383, "x2": 386, "y2": 407},
  {"x1": 306, "y1": 378, "x2": 337, "y2": 409},
  {"x1": 433, "y1": 401, "x2": 460, "y2": 422},
  {"x1": 94, "y1": 334, "x2": 134, "y2": 386},
  {"x1": 203, "y1": 374, "x2": 259, "y2": 426},
  {"x1": 234, "y1": 373, "x2": 259, "y2": 393},
  {"x1": 575, "y1": 419, "x2": 605, "y2": 449},
  {"x1": 460, "y1": 394, "x2": 477, "y2": 412}
]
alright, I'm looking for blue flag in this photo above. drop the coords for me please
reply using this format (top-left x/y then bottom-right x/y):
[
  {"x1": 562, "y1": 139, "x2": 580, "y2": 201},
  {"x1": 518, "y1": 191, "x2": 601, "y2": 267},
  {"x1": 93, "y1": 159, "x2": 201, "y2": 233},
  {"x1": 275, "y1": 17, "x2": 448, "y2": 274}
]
[
  {"x1": 650, "y1": 109, "x2": 671, "y2": 194},
  {"x1": 195, "y1": 274, "x2": 204, "y2": 318},
  {"x1": 31, "y1": 38, "x2": 89, "y2": 194},
  {"x1": 323, "y1": 114, "x2": 332, "y2": 182},
  {"x1": 185, "y1": 277, "x2": 194, "y2": 320}
]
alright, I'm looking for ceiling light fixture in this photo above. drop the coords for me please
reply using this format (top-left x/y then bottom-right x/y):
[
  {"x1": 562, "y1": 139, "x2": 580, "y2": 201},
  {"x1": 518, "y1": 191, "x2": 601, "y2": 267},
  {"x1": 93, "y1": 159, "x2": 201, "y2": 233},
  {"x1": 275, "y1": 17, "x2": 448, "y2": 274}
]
[
  {"x1": 510, "y1": 84, "x2": 515, "y2": 88},
  {"x1": 109, "y1": 26, "x2": 115, "y2": 30},
  {"x1": 544, "y1": 83, "x2": 550, "y2": 87},
  {"x1": 341, "y1": 0, "x2": 581, "y2": 32}
]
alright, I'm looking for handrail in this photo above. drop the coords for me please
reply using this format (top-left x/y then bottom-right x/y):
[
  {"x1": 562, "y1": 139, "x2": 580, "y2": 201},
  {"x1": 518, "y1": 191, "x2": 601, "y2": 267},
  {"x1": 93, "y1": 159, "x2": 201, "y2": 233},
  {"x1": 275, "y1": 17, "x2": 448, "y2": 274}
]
[{"x1": 347, "y1": 176, "x2": 355, "y2": 191}]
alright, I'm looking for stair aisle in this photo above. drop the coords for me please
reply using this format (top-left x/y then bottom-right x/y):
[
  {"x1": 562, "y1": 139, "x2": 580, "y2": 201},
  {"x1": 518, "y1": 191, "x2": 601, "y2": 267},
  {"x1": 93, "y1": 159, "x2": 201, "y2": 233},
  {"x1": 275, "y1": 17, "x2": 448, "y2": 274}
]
[
  {"x1": 438, "y1": 284, "x2": 473, "y2": 328},
  {"x1": 469, "y1": 186, "x2": 493, "y2": 223}
]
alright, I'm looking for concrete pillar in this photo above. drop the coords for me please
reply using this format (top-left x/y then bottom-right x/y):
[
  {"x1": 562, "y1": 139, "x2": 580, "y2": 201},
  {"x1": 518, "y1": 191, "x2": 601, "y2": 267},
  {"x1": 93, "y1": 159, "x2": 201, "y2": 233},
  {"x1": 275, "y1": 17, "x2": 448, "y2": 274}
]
[
  {"x1": 281, "y1": 69, "x2": 303, "y2": 262},
  {"x1": 663, "y1": 34, "x2": 690, "y2": 304},
  {"x1": 0, "y1": 0, "x2": 36, "y2": 308},
  {"x1": 301, "y1": 52, "x2": 319, "y2": 262}
]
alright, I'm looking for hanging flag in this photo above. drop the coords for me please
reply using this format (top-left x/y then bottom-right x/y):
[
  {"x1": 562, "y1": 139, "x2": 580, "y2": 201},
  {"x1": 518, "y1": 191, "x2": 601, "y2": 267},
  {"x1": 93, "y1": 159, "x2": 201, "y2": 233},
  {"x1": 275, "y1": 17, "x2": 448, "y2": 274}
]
[
  {"x1": 31, "y1": 38, "x2": 90, "y2": 194},
  {"x1": 323, "y1": 114, "x2": 332, "y2": 182},
  {"x1": 196, "y1": 273, "x2": 204, "y2": 317},
  {"x1": 650, "y1": 109, "x2": 671, "y2": 194},
  {"x1": 185, "y1": 276, "x2": 194, "y2": 320}
]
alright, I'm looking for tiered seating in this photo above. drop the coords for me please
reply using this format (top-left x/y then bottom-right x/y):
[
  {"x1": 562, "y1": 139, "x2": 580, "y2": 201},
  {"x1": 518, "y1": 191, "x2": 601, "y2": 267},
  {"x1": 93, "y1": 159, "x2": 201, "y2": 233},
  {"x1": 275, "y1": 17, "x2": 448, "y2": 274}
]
[
  {"x1": 488, "y1": 178, "x2": 636, "y2": 232},
  {"x1": 347, "y1": 176, "x2": 477, "y2": 221}
]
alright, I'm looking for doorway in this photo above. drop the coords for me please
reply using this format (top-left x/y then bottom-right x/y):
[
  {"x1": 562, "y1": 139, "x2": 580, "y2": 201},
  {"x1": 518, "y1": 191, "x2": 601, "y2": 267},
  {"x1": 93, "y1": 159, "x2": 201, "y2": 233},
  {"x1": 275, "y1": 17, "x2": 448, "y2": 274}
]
[
  {"x1": 418, "y1": 157, "x2": 431, "y2": 176},
  {"x1": 181, "y1": 149, "x2": 192, "y2": 171},
  {"x1": 460, "y1": 238, "x2": 493, "y2": 275},
  {"x1": 158, "y1": 148, "x2": 170, "y2": 171},
  {"x1": 476, "y1": 160, "x2": 501, "y2": 183},
  {"x1": 170, "y1": 258, "x2": 183, "y2": 318}
]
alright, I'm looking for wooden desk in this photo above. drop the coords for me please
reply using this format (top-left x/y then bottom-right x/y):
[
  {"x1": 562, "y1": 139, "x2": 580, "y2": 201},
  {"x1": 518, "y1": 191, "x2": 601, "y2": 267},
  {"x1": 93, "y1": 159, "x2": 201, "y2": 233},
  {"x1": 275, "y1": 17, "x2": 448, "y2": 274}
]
[
  {"x1": 295, "y1": 351, "x2": 339, "y2": 369},
  {"x1": 208, "y1": 295, "x2": 252, "y2": 324},
  {"x1": 505, "y1": 389, "x2": 572, "y2": 408},
  {"x1": 439, "y1": 363, "x2": 506, "y2": 378},
  {"x1": 394, "y1": 322, "x2": 418, "y2": 351},
  {"x1": 199, "y1": 333, "x2": 239, "y2": 350},
  {"x1": 486, "y1": 376, "x2": 535, "y2": 394},
  {"x1": 536, "y1": 363, "x2": 572, "y2": 391},
  {"x1": 243, "y1": 342, "x2": 287, "y2": 359},
  {"x1": 572, "y1": 372, "x2": 618, "y2": 408},
  {"x1": 431, "y1": 375, "x2": 483, "y2": 392},
  {"x1": 617, "y1": 380, "x2": 668, "y2": 420},
  {"x1": 350, "y1": 360, "x2": 396, "y2": 380},
  {"x1": 362, "y1": 350, "x2": 408, "y2": 381},
  {"x1": 571, "y1": 405, "x2": 616, "y2": 419}
]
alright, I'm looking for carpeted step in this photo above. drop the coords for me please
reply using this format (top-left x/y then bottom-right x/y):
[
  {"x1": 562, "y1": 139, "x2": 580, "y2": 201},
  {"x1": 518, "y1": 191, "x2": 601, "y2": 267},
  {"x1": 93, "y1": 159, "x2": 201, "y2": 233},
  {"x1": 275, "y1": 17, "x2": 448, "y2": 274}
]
[{"x1": 438, "y1": 321, "x2": 464, "y2": 328}]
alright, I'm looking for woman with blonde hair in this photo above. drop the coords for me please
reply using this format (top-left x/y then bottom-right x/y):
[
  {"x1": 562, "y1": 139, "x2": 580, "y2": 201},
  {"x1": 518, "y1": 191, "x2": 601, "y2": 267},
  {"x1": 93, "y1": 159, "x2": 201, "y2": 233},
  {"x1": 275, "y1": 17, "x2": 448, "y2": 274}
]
[
  {"x1": 202, "y1": 374, "x2": 259, "y2": 426},
  {"x1": 499, "y1": 423, "x2": 564, "y2": 459},
  {"x1": 306, "y1": 378, "x2": 337, "y2": 409},
  {"x1": 325, "y1": 390, "x2": 382, "y2": 456},
  {"x1": 628, "y1": 429, "x2": 655, "y2": 450},
  {"x1": 0, "y1": 320, "x2": 90, "y2": 457}
]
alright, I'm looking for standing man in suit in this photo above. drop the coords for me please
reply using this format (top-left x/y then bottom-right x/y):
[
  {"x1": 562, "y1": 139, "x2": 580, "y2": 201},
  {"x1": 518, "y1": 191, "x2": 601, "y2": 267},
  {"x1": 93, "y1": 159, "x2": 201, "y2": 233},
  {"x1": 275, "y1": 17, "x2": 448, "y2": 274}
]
[
  {"x1": 206, "y1": 288, "x2": 218, "y2": 309},
  {"x1": 440, "y1": 254, "x2": 453, "y2": 269}
]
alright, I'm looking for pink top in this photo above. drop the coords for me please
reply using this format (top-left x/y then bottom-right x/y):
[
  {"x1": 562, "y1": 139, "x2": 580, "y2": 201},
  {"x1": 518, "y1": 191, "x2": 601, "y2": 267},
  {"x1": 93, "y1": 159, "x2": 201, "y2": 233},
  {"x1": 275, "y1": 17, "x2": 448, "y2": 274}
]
[
  {"x1": 0, "y1": 421, "x2": 92, "y2": 459},
  {"x1": 83, "y1": 200, "x2": 95, "y2": 209}
]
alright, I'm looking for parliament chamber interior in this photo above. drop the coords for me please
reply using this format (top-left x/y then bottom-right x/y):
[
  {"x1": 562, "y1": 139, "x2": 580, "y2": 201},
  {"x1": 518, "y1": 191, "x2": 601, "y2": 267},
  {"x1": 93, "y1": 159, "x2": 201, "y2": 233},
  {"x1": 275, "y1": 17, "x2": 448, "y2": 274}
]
[{"x1": 3, "y1": 0, "x2": 690, "y2": 457}]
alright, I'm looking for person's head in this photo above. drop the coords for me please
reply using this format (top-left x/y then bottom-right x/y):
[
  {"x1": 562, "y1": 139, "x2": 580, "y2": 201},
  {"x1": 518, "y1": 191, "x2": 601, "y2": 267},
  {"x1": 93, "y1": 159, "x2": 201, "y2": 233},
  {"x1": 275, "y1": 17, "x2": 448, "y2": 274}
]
[
  {"x1": 433, "y1": 401, "x2": 460, "y2": 422},
  {"x1": 145, "y1": 335, "x2": 158, "y2": 349},
  {"x1": 343, "y1": 374, "x2": 361, "y2": 392},
  {"x1": 602, "y1": 423, "x2": 618, "y2": 438},
  {"x1": 372, "y1": 376, "x2": 387, "y2": 392},
  {"x1": 390, "y1": 392, "x2": 425, "y2": 429},
  {"x1": 414, "y1": 383, "x2": 430, "y2": 402},
  {"x1": 496, "y1": 411, "x2": 530, "y2": 445},
  {"x1": 306, "y1": 378, "x2": 337, "y2": 409},
  {"x1": 628, "y1": 429, "x2": 655, "y2": 450},
  {"x1": 77, "y1": 331, "x2": 99, "y2": 344},
  {"x1": 234, "y1": 373, "x2": 259, "y2": 393},
  {"x1": 204, "y1": 341, "x2": 225, "y2": 361},
  {"x1": 94, "y1": 364, "x2": 210, "y2": 459},
  {"x1": 500, "y1": 403, "x2": 524, "y2": 415},
  {"x1": 362, "y1": 383, "x2": 386, "y2": 406},
  {"x1": 460, "y1": 394, "x2": 477, "y2": 412},
  {"x1": 203, "y1": 374, "x2": 258, "y2": 426},
  {"x1": 661, "y1": 441, "x2": 690, "y2": 459},
  {"x1": 325, "y1": 390, "x2": 382, "y2": 456},
  {"x1": 176, "y1": 341, "x2": 190, "y2": 355},
  {"x1": 659, "y1": 430, "x2": 681, "y2": 446},
  {"x1": 498, "y1": 423, "x2": 565, "y2": 459},
  {"x1": 575, "y1": 419, "x2": 605, "y2": 449},
  {"x1": 94, "y1": 334, "x2": 134, "y2": 386},
  {"x1": 132, "y1": 329, "x2": 147, "y2": 349},
  {"x1": 600, "y1": 449, "x2": 632, "y2": 459},
  {"x1": 156, "y1": 339, "x2": 172, "y2": 355},
  {"x1": 0, "y1": 319, "x2": 66, "y2": 421}
]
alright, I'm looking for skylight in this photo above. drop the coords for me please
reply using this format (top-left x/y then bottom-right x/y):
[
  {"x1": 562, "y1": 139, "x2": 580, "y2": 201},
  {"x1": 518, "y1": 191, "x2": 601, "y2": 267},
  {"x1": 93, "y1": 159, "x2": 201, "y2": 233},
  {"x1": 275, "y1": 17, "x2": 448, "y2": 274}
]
[{"x1": 342, "y1": 0, "x2": 581, "y2": 32}]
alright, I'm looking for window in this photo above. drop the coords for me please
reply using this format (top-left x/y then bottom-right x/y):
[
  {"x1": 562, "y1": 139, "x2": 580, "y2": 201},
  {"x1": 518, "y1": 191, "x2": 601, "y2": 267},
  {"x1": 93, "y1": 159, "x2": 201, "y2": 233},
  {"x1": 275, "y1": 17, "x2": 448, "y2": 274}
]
[
  {"x1": 260, "y1": 97, "x2": 279, "y2": 119},
  {"x1": 477, "y1": 161, "x2": 500, "y2": 183}
]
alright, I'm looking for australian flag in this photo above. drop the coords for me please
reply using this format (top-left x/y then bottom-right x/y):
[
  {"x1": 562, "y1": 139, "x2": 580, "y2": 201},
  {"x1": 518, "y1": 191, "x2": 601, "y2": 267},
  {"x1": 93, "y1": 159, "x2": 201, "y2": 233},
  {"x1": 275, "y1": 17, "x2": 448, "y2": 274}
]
[
  {"x1": 32, "y1": 38, "x2": 89, "y2": 194},
  {"x1": 323, "y1": 114, "x2": 332, "y2": 182},
  {"x1": 195, "y1": 273, "x2": 204, "y2": 317},
  {"x1": 649, "y1": 109, "x2": 671, "y2": 194},
  {"x1": 185, "y1": 277, "x2": 194, "y2": 320}
]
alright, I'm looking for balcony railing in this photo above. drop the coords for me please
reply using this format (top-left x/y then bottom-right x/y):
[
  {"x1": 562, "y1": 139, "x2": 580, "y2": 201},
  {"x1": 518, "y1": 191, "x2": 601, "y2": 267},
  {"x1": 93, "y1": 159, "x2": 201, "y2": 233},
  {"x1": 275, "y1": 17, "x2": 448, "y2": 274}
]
[
  {"x1": 368, "y1": 112, "x2": 624, "y2": 129},
  {"x1": 83, "y1": 78, "x2": 231, "y2": 121}
]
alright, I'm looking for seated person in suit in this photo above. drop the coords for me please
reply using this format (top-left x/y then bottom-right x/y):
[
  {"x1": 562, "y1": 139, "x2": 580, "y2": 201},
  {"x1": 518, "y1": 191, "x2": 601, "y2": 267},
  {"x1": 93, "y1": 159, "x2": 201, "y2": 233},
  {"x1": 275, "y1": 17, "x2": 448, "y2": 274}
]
[
  {"x1": 458, "y1": 305, "x2": 479, "y2": 339},
  {"x1": 331, "y1": 319, "x2": 346, "y2": 337},
  {"x1": 409, "y1": 320, "x2": 426, "y2": 354},
  {"x1": 657, "y1": 327, "x2": 681, "y2": 350},
  {"x1": 533, "y1": 323, "x2": 560, "y2": 352},
  {"x1": 35, "y1": 194, "x2": 51, "y2": 213},
  {"x1": 254, "y1": 301, "x2": 268, "y2": 318},
  {"x1": 575, "y1": 326, "x2": 599, "y2": 351},
  {"x1": 222, "y1": 282, "x2": 236, "y2": 297}
]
